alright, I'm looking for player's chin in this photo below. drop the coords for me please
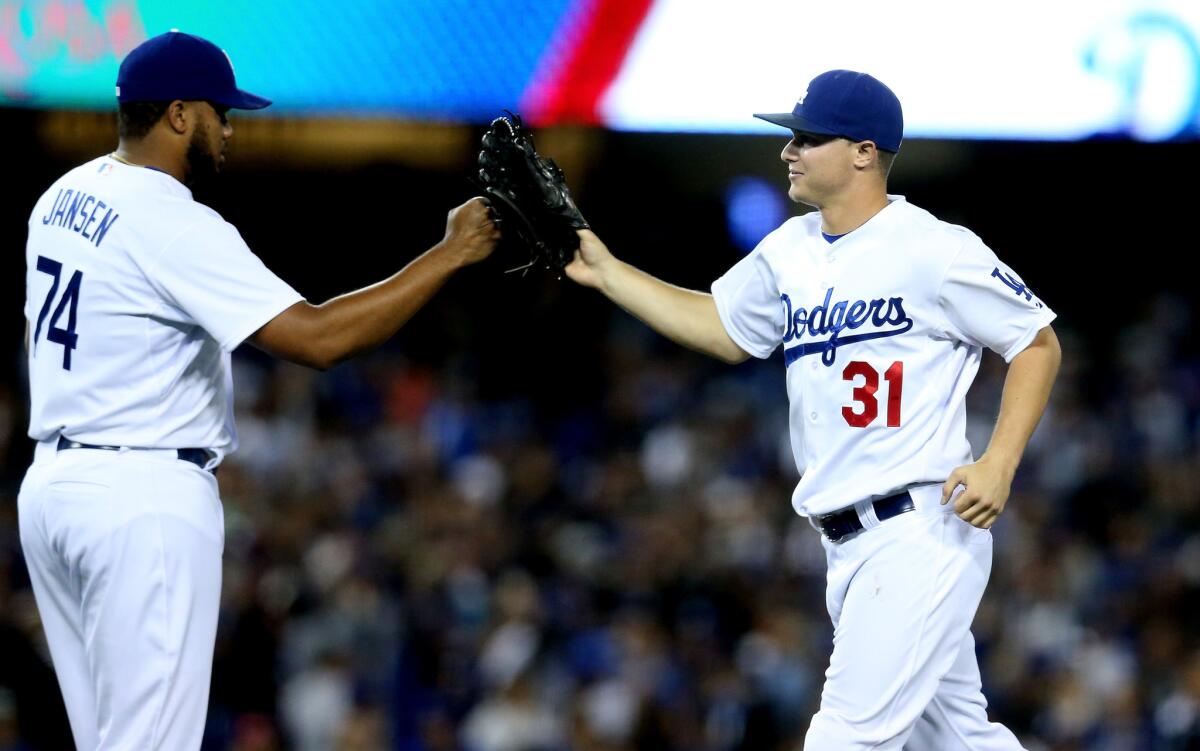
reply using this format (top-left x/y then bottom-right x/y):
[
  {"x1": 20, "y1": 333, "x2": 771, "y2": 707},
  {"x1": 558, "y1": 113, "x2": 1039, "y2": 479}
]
[{"x1": 788, "y1": 189, "x2": 818, "y2": 208}]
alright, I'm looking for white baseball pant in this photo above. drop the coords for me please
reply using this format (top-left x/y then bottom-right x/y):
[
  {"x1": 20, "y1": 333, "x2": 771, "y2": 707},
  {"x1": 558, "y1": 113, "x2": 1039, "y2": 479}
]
[
  {"x1": 804, "y1": 485, "x2": 1026, "y2": 750},
  {"x1": 18, "y1": 438, "x2": 224, "y2": 750}
]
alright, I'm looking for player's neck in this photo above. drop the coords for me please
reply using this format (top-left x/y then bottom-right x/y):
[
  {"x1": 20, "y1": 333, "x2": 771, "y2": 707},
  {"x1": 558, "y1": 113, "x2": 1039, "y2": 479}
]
[
  {"x1": 114, "y1": 138, "x2": 186, "y2": 185},
  {"x1": 818, "y1": 189, "x2": 891, "y2": 236}
]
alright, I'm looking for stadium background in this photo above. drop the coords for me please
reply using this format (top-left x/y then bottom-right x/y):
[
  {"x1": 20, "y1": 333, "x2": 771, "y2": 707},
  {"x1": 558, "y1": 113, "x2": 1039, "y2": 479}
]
[{"x1": 2, "y1": 1, "x2": 1200, "y2": 749}]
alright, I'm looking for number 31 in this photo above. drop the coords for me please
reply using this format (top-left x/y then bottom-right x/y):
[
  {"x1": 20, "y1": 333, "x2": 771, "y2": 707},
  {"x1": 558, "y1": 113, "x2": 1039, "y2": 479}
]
[{"x1": 842, "y1": 361, "x2": 903, "y2": 428}]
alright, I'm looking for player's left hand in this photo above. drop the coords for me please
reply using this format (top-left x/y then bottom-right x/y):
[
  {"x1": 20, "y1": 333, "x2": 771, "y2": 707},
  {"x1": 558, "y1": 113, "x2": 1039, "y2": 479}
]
[{"x1": 940, "y1": 456, "x2": 1015, "y2": 529}]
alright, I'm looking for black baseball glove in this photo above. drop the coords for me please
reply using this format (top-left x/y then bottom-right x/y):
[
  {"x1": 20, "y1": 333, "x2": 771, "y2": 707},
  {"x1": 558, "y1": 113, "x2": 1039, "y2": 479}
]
[{"x1": 477, "y1": 112, "x2": 589, "y2": 274}]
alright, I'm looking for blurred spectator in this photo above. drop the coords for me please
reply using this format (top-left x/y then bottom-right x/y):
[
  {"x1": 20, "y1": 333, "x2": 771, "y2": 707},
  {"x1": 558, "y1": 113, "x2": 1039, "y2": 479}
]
[{"x1": 3, "y1": 293, "x2": 1199, "y2": 749}]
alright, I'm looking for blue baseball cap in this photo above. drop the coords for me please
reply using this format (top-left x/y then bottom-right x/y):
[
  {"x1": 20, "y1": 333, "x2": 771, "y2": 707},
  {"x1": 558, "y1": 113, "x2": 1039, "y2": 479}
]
[
  {"x1": 755, "y1": 70, "x2": 902, "y2": 153},
  {"x1": 116, "y1": 30, "x2": 271, "y2": 110}
]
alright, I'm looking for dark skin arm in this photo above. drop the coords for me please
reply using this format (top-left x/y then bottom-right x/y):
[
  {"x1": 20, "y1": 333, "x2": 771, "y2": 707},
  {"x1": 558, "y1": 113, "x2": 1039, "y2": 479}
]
[{"x1": 249, "y1": 197, "x2": 498, "y2": 370}]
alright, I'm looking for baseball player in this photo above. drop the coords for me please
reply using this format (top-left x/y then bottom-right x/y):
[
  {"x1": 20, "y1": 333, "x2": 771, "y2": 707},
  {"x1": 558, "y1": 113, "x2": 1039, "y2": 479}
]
[
  {"x1": 565, "y1": 70, "x2": 1060, "y2": 749},
  {"x1": 18, "y1": 31, "x2": 498, "y2": 750}
]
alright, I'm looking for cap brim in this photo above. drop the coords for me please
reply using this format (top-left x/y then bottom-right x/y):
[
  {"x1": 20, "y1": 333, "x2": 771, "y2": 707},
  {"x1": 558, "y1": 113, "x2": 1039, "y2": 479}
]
[
  {"x1": 753, "y1": 112, "x2": 839, "y2": 136},
  {"x1": 217, "y1": 89, "x2": 272, "y2": 110}
]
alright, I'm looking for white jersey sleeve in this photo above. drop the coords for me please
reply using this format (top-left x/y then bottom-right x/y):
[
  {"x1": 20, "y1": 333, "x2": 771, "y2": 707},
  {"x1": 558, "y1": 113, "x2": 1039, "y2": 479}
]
[
  {"x1": 711, "y1": 243, "x2": 785, "y2": 359},
  {"x1": 936, "y1": 237, "x2": 1056, "y2": 362},
  {"x1": 146, "y1": 214, "x2": 303, "y2": 352}
]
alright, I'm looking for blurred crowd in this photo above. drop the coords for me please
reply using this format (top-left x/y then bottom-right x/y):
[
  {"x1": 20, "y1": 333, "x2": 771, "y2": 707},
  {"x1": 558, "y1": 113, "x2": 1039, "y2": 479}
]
[{"x1": 2, "y1": 293, "x2": 1199, "y2": 751}]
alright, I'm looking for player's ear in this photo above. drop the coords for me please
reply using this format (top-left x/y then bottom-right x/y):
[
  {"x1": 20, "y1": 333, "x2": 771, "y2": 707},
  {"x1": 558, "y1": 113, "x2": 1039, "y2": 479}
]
[
  {"x1": 164, "y1": 100, "x2": 190, "y2": 135},
  {"x1": 851, "y1": 140, "x2": 878, "y2": 171}
]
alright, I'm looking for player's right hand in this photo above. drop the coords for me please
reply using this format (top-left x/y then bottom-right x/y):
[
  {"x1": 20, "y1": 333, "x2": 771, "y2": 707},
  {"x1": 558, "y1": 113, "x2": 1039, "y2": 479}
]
[
  {"x1": 564, "y1": 229, "x2": 615, "y2": 290},
  {"x1": 442, "y1": 197, "x2": 501, "y2": 266}
]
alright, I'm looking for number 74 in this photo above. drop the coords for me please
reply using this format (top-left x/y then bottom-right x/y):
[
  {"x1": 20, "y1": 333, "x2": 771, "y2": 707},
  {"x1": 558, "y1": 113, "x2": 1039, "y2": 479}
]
[{"x1": 33, "y1": 255, "x2": 84, "y2": 371}]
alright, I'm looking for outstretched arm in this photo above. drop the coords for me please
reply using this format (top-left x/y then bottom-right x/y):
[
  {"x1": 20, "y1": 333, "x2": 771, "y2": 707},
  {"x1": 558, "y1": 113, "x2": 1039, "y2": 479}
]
[
  {"x1": 941, "y1": 325, "x2": 1062, "y2": 528},
  {"x1": 250, "y1": 198, "x2": 499, "y2": 370},
  {"x1": 565, "y1": 229, "x2": 749, "y2": 364}
]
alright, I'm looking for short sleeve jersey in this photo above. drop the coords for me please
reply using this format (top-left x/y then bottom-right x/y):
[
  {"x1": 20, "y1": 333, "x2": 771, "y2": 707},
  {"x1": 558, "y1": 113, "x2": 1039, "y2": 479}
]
[
  {"x1": 711, "y1": 196, "x2": 1056, "y2": 516},
  {"x1": 24, "y1": 155, "x2": 304, "y2": 456}
]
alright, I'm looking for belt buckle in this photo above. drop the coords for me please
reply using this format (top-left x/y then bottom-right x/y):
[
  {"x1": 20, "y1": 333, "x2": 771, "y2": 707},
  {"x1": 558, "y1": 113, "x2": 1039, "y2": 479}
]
[
  {"x1": 816, "y1": 512, "x2": 847, "y2": 543},
  {"x1": 177, "y1": 448, "x2": 216, "y2": 472}
]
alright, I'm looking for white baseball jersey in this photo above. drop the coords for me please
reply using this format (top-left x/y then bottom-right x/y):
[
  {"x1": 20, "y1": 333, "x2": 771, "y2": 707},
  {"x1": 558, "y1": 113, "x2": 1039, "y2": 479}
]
[
  {"x1": 712, "y1": 195, "x2": 1055, "y2": 517},
  {"x1": 24, "y1": 155, "x2": 303, "y2": 456}
]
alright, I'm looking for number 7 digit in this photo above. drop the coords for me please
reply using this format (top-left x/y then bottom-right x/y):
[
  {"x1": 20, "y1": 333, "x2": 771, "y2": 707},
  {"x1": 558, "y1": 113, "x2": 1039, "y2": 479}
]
[{"x1": 33, "y1": 256, "x2": 62, "y2": 352}]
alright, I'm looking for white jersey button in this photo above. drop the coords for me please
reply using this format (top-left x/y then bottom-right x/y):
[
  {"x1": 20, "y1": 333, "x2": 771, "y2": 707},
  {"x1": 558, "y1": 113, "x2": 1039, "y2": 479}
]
[{"x1": 810, "y1": 411, "x2": 818, "y2": 420}]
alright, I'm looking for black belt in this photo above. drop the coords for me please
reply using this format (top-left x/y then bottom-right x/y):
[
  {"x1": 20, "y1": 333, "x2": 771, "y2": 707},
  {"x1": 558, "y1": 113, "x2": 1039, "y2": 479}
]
[
  {"x1": 57, "y1": 436, "x2": 216, "y2": 473},
  {"x1": 815, "y1": 490, "x2": 915, "y2": 542}
]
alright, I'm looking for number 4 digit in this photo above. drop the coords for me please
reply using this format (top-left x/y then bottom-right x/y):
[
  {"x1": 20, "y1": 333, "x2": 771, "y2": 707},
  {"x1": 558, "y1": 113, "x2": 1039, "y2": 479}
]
[{"x1": 47, "y1": 270, "x2": 83, "y2": 370}]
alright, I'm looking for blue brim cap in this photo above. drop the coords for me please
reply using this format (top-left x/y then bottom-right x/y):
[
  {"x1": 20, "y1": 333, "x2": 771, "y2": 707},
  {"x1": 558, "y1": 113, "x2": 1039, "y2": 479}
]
[
  {"x1": 753, "y1": 112, "x2": 842, "y2": 137},
  {"x1": 754, "y1": 70, "x2": 904, "y2": 153},
  {"x1": 117, "y1": 30, "x2": 272, "y2": 110},
  {"x1": 213, "y1": 89, "x2": 272, "y2": 110}
]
